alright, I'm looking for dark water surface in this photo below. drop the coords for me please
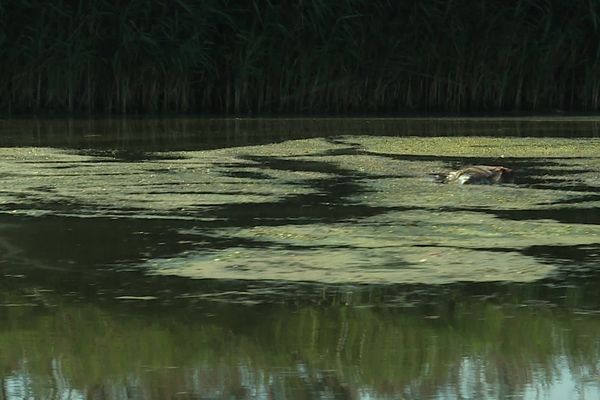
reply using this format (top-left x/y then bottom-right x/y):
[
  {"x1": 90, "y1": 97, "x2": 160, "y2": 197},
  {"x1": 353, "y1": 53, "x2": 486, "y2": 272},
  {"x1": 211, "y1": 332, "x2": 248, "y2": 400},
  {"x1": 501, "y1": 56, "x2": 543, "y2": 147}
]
[{"x1": 1, "y1": 117, "x2": 600, "y2": 399}]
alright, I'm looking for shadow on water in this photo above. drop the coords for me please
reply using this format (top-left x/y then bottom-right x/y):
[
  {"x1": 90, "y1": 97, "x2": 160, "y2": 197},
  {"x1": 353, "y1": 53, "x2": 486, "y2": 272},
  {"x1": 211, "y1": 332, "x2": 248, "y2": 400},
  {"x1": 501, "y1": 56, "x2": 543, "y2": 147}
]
[
  {"x1": 446, "y1": 205, "x2": 600, "y2": 225},
  {"x1": 196, "y1": 155, "x2": 407, "y2": 227},
  {"x1": 72, "y1": 149, "x2": 188, "y2": 162},
  {"x1": 3, "y1": 209, "x2": 600, "y2": 300}
]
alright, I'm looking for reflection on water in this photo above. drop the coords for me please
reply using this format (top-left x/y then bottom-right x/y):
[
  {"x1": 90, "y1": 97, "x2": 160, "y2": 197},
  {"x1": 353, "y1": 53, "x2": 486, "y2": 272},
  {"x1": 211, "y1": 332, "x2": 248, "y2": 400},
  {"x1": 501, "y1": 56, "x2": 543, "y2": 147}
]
[
  {"x1": 2, "y1": 279, "x2": 600, "y2": 399},
  {"x1": 1, "y1": 119, "x2": 600, "y2": 399},
  {"x1": 2, "y1": 116, "x2": 600, "y2": 151}
]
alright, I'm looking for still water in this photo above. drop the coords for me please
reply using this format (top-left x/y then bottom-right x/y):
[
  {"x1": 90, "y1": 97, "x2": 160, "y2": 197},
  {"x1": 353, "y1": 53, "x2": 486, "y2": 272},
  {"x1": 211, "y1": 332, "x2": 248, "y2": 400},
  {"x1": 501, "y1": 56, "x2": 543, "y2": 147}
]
[{"x1": 1, "y1": 118, "x2": 600, "y2": 399}]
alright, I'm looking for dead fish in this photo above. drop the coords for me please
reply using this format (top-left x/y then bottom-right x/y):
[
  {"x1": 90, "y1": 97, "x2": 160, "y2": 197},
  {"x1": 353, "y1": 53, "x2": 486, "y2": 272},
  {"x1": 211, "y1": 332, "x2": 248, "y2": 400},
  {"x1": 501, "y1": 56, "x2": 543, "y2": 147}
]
[{"x1": 433, "y1": 165, "x2": 513, "y2": 184}]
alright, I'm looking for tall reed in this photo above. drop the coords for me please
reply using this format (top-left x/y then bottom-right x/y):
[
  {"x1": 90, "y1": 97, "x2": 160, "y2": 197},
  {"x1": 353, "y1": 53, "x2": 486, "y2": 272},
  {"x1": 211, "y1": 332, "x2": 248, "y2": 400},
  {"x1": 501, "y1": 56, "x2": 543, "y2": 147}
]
[{"x1": 1, "y1": 0, "x2": 600, "y2": 114}]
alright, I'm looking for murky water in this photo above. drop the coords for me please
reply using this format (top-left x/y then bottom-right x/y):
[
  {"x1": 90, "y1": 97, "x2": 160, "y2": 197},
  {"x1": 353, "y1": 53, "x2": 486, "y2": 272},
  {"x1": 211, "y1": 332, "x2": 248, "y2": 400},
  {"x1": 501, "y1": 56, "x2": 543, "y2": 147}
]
[{"x1": 1, "y1": 118, "x2": 600, "y2": 399}]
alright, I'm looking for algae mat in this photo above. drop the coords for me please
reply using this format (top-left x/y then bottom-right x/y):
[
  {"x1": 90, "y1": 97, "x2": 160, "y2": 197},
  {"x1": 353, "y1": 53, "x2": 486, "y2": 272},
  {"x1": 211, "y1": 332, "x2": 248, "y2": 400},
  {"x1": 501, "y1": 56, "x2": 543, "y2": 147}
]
[{"x1": 1, "y1": 136, "x2": 599, "y2": 284}]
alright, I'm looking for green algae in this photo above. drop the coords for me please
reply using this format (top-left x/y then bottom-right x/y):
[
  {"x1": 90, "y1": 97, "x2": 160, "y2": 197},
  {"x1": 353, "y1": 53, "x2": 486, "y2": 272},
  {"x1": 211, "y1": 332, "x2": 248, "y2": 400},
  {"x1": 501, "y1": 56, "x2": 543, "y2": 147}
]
[
  {"x1": 351, "y1": 136, "x2": 600, "y2": 158},
  {"x1": 1, "y1": 136, "x2": 600, "y2": 284}
]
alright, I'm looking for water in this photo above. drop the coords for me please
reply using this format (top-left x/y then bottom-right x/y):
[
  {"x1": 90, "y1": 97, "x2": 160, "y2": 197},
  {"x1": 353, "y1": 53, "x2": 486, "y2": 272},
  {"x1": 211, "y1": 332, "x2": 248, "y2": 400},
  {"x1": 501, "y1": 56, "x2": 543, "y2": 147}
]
[{"x1": 1, "y1": 117, "x2": 600, "y2": 399}]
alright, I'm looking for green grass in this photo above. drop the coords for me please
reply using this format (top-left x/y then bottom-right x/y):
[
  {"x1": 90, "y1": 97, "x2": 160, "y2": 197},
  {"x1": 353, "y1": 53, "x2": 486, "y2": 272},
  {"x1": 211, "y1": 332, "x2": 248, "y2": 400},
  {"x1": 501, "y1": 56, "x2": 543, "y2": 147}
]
[{"x1": 2, "y1": 0, "x2": 600, "y2": 114}]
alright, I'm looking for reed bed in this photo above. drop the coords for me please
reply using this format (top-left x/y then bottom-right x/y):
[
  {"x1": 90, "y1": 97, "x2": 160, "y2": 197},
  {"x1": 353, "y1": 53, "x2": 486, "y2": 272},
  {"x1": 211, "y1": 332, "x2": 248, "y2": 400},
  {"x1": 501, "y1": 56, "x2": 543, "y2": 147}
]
[{"x1": 1, "y1": 0, "x2": 599, "y2": 114}]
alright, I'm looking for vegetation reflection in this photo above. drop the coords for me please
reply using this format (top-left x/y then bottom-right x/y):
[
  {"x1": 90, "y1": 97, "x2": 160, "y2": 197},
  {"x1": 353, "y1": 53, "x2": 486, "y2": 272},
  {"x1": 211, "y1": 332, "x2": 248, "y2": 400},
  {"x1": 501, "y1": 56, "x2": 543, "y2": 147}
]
[{"x1": 1, "y1": 282, "x2": 600, "y2": 399}]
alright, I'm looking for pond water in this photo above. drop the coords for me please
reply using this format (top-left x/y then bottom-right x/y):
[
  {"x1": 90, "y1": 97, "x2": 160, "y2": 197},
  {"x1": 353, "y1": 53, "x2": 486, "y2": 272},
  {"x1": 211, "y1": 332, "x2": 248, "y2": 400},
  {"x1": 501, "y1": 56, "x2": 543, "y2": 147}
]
[{"x1": 1, "y1": 117, "x2": 600, "y2": 399}]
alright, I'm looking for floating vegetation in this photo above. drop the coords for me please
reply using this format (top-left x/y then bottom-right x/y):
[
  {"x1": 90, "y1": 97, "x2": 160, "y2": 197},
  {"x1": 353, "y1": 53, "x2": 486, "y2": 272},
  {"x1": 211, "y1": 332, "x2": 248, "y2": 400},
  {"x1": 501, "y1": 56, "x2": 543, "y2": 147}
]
[
  {"x1": 352, "y1": 136, "x2": 600, "y2": 158},
  {"x1": 1, "y1": 136, "x2": 600, "y2": 284}
]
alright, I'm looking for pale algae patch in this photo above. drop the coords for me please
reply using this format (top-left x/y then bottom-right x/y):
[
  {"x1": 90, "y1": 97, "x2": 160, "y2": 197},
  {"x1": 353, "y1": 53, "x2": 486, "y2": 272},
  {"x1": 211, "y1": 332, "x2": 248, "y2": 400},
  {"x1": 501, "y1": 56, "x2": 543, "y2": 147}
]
[
  {"x1": 148, "y1": 221, "x2": 555, "y2": 284},
  {"x1": 350, "y1": 136, "x2": 600, "y2": 158},
  {"x1": 333, "y1": 136, "x2": 600, "y2": 209},
  {"x1": 147, "y1": 136, "x2": 600, "y2": 284},
  {"x1": 1, "y1": 137, "x2": 600, "y2": 284},
  {"x1": 0, "y1": 146, "x2": 324, "y2": 217},
  {"x1": 149, "y1": 211, "x2": 598, "y2": 284},
  {"x1": 147, "y1": 246, "x2": 547, "y2": 284}
]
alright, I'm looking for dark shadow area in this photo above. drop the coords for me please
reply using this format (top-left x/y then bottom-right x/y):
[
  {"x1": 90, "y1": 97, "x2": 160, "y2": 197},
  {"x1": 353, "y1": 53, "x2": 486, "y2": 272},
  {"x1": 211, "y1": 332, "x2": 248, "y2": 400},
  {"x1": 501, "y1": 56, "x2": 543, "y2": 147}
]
[
  {"x1": 537, "y1": 193, "x2": 600, "y2": 204},
  {"x1": 192, "y1": 155, "x2": 408, "y2": 227},
  {"x1": 222, "y1": 170, "x2": 273, "y2": 180},
  {"x1": 71, "y1": 149, "x2": 187, "y2": 162},
  {"x1": 468, "y1": 207, "x2": 600, "y2": 225}
]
